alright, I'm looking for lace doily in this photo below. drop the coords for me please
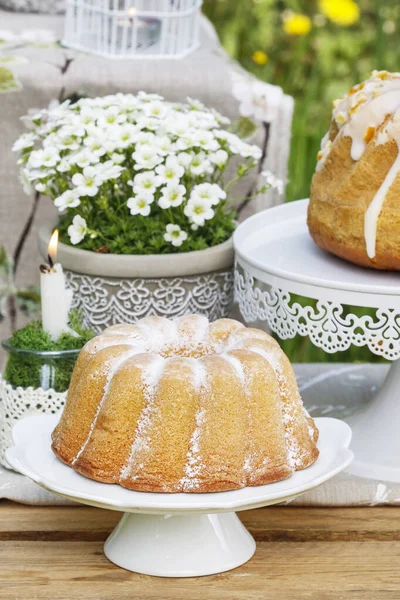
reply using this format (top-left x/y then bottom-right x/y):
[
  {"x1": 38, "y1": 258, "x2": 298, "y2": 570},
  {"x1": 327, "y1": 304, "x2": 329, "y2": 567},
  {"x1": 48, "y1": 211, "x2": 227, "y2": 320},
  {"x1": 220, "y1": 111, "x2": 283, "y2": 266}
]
[
  {"x1": 0, "y1": 377, "x2": 66, "y2": 469},
  {"x1": 66, "y1": 270, "x2": 234, "y2": 333},
  {"x1": 235, "y1": 264, "x2": 400, "y2": 361}
]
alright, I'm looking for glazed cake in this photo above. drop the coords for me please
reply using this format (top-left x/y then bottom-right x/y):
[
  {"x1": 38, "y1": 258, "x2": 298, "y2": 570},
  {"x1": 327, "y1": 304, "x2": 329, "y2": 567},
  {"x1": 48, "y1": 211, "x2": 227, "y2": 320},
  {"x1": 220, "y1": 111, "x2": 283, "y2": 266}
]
[
  {"x1": 52, "y1": 315, "x2": 319, "y2": 493},
  {"x1": 309, "y1": 70, "x2": 400, "y2": 270}
]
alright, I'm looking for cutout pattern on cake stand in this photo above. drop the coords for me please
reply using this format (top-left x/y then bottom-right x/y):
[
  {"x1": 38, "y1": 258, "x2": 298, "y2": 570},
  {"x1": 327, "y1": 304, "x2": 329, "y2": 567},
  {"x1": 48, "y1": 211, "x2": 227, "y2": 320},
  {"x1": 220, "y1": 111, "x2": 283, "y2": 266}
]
[
  {"x1": 7, "y1": 413, "x2": 352, "y2": 577},
  {"x1": 234, "y1": 199, "x2": 400, "y2": 483}
]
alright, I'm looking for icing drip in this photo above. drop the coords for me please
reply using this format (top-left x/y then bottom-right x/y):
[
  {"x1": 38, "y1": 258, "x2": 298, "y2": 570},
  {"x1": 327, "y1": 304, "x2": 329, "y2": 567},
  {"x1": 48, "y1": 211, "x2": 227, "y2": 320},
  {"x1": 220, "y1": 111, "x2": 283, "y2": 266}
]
[
  {"x1": 365, "y1": 143, "x2": 400, "y2": 258},
  {"x1": 72, "y1": 347, "x2": 142, "y2": 465},
  {"x1": 318, "y1": 71, "x2": 400, "y2": 259},
  {"x1": 119, "y1": 355, "x2": 165, "y2": 481},
  {"x1": 344, "y1": 89, "x2": 400, "y2": 160}
]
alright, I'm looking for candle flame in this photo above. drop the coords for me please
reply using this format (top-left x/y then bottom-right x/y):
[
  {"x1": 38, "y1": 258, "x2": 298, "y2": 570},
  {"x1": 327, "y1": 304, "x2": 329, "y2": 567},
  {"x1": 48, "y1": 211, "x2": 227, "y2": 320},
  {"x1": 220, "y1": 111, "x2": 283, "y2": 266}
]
[
  {"x1": 48, "y1": 229, "x2": 59, "y2": 268},
  {"x1": 128, "y1": 6, "x2": 136, "y2": 18}
]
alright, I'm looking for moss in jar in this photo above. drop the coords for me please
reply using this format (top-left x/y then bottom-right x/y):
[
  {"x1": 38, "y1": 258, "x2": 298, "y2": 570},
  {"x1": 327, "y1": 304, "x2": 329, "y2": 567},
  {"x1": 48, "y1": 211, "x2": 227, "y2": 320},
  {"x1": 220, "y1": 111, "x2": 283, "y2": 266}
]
[{"x1": 3, "y1": 310, "x2": 94, "y2": 392}]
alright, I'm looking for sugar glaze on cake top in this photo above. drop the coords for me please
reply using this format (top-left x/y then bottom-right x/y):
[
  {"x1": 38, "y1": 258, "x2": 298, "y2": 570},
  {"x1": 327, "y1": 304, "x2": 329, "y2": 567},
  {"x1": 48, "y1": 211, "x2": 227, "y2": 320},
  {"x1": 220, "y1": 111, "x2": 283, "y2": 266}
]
[{"x1": 317, "y1": 70, "x2": 400, "y2": 260}]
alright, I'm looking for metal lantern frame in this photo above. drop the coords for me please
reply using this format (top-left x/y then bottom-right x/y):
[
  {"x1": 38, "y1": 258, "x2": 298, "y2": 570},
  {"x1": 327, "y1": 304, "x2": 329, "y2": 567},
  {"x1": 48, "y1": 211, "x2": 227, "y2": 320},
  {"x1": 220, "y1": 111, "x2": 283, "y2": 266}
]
[{"x1": 62, "y1": 0, "x2": 203, "y2": 59}]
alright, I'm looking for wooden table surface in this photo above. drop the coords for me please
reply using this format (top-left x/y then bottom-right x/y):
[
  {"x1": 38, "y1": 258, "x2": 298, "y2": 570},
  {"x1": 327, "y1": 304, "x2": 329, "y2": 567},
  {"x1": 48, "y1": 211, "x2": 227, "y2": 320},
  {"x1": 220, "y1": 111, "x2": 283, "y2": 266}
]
[{"x1": 0, "y1": 501, "x2": 399, "y2": 599}]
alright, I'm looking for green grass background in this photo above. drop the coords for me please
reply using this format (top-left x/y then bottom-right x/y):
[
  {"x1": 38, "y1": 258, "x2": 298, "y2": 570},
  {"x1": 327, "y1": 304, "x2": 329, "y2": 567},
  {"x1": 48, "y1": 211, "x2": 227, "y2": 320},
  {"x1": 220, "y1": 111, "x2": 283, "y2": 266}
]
[{"x1": 203, "y1": 0, "x2": 396, "y2": 362}]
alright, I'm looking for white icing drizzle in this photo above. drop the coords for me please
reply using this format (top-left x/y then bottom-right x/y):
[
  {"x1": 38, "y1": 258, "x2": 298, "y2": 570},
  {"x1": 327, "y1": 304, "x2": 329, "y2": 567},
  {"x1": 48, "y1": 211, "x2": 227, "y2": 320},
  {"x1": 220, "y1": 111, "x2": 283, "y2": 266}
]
[
  {"x1": 344, "y1": 89, "x2": 400, "y2": 160},
  {"x1": 365, "y1": 142, "x2": 400, "y2": 258},
  {"x1": 119, "y1": 355, "x2": 165, "y2": 481},
  {"x1": 220, "y1": 352, "x2": 245, "y2": 383},
  {"x1": 318, "y1": 71, "x2": 400, "y2": 260},
  {"x1": 72, "y1": 347, "x2": 143, "y2": 465}
]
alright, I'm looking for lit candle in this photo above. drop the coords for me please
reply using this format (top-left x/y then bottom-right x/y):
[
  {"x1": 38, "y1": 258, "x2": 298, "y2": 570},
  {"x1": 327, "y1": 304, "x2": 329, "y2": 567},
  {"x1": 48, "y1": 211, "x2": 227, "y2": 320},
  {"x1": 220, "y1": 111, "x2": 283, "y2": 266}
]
[
  {"x1": 116, "y1": 6, "x2": 161, "y2": 50},
  {"x1": 40, "y1": 229, "x2": 74, "y2": 341}
]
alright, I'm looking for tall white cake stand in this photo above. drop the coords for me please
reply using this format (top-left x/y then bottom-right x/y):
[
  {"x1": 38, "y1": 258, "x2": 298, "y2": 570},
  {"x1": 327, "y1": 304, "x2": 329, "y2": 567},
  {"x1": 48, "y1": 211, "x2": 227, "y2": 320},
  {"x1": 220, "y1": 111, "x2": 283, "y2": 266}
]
[
  {"x1": 6, "y1": 413, "x2": 352, "y2": 578},
  {"x1": 234, "y1": 199, "x2": 400, "y2": 483}
]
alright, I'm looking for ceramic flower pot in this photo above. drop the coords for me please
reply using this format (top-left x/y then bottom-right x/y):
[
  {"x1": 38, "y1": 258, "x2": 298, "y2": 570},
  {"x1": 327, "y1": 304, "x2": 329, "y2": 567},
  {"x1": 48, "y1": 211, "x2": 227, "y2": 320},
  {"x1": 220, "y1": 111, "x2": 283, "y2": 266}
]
[{"x1": 38, "y1": 223, "x2": 234, "y2": 333}]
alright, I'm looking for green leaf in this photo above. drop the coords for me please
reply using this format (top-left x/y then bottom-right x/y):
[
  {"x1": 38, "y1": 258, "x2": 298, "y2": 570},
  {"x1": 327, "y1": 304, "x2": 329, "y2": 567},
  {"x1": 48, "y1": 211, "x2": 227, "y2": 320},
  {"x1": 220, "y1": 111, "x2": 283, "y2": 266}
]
[
  {"x1": 230, "y1": 117, "x2": 257, "y2": 140},
  {"x1": 0, "y1": 66, "x2": 22, "y2": 93}
]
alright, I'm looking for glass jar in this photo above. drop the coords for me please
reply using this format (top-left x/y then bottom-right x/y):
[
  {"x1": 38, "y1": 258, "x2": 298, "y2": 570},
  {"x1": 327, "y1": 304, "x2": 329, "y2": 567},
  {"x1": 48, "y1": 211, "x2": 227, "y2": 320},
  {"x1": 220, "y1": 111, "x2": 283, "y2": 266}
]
[{"x1": 1, "y1": 339, "x2": 80, "y2": 392}]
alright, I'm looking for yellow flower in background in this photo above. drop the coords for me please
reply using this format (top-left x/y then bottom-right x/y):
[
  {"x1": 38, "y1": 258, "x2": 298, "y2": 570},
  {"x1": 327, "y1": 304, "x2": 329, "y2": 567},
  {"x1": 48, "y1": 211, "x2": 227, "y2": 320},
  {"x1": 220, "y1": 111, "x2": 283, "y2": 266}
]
[
  {"x1": 283, "y1": 13, "x2": 312, "y2": 36},
  {"x1": 252, "y1": 50, "x2": 269, "y2": 65},
  {"x1": 319, "y1": 0, "x2": 360, "y2": 26}
]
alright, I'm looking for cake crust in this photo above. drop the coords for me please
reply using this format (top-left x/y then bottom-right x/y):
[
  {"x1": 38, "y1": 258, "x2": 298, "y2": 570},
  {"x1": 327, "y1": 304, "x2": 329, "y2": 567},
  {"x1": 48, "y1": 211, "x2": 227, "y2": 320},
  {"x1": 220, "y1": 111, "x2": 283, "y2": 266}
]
[
  {"x1": 308, "y1": 70, "x2": 400, "y2": 270},
  {"x1": 52, "y1": 315, "x2": 319, "y2": 493}
]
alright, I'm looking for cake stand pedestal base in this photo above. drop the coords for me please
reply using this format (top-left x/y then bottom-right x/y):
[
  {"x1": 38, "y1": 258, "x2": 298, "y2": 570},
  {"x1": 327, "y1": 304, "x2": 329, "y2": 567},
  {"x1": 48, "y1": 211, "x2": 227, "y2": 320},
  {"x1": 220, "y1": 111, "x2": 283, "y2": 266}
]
[
  {"x1": 104, "y1": 511, "x2": 255, "y2": 577},
  {"x1": 346, "y1": 358, "x2": 400, "y2": 483}
]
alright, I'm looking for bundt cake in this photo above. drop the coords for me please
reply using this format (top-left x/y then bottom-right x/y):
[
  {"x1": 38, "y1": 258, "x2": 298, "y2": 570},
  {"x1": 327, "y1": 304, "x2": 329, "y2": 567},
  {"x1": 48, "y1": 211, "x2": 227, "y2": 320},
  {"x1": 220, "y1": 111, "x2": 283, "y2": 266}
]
[
  {"x1": 308, "y1": 70, "x2": 400, "y2": 270},
  {"x1": 51, "y1": 315, "x2": 319, "y2": 493}
]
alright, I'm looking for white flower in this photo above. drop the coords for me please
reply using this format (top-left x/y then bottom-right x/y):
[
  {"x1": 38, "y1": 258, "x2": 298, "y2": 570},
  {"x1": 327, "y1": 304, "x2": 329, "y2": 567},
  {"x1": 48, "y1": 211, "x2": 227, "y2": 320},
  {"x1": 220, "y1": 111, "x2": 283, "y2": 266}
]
[
  {"x1": 193, "y1": 130, "x2": 220, "y2": 152},
  {"x1": 83, "y1": 136, "x2": 107, "y2": 157},
  {"x1": 97, "y1": 105, "x2": 126, "y2": 129},
  {"x1": 156, "y1": 136, "x2": 175, "y2": 156},
  {"x1": 57, "y1": 159, "x2": 72, "y2": 173},
  {"x1": 190, "y1": 151, "x2": 212, "y2": 176},
  {"x1": 133, "y1": 132, "x2": 157, "y2": 146},
  {"x1": 209, "y1": 149, "x2": 229, "y2": 167},
  {"x1": 111, "y1": 152, "x2": 125, "y2": 164},
  {"x1": 19, "y1": 169, "x2": 33, "y2": 195},
  {"x1": 130, "y1": 171, "x2": 162, "y2": 195},
  {"x1": 109, "y1": 123, "x2": 138, "y2": 148},
  {"x1": 68, "y1": 215, "x2": 87, "y2": 245},
  {"x1": 156, "y1": 156, "x2": 185, "y2": 185},
  {"x1": 186, "y1": 97, "x2": 206, "y2": 111},
  {"x1": 25, "y1": 167, "x2": 54, "y2": 181},
  {"x1": 232, "y1": 76, "x2": 283, "y2": 123},
  {"x1": 176, "y1": 152, "x2": 192, "y2": 168},
  {"x1": 164, "y1": 224, "x2": 188, "y2": 247},
  {"x1": 71, "y1": 149, "x2": 100, "y2": 168},
  {"x1": 138, "y1": 91, "x2": 164, "y2": 102},
  {"x1": 28, "y1": 147, "x2": 59, "y2": 168},
  {"x1": 77, "y1": 107, "x2": 101, "y2": 128},
  {"x1": 54, "y1": 190, "x2": 81, "y2": 212},
  {"x1": 158, "y1": 184, "x2": 186, "y2": 209},
  {"x1": 132, "y1": 145, "x2": 163, "y2": 170},
  {"x1": 35, "y1": 182, "x2": 47, "y2": 193},
  {"x1": 262, "y1": 170, "x2": 284, "y2": 194},
  {"x1": 94, "y1": 160, "x2": 124, "y2": 181},
  {"x1": 72, "y1": 166, "x2": 102, "y2": 197},
  {"x1": 143, "y1": 100, "x2": 169, "y2": 119},
  {"x1": 184, "y1": 197, "x2": 214, "y2": 226},
  {"x1": 127, "y1": 193, "x2": 154, "y2": 216},
  {"x1": 191, "y1": 183, "x2": 226, "y2": 206},
  {"x1": 12, "y1": 133, "x2": 36, "y2": 153}
]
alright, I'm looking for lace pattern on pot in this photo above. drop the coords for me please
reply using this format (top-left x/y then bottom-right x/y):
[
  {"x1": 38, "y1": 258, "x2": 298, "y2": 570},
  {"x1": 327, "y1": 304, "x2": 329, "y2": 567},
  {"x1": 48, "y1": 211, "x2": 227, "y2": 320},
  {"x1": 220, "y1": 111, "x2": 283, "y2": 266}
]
[
  {"x1": 235, "y1": 264, "x2": 400, "y2": 361},
  {"x1": 0, "y1": 376, "x2": 66, "y2": 469},
  {"x1": 66, "y1": 270, "x2": 234, "y2": 333}
]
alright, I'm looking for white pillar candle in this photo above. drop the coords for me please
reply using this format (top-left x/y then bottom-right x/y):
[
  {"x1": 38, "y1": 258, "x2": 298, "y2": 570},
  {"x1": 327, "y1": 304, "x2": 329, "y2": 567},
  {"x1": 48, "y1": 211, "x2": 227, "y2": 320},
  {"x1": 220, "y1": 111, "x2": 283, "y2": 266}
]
[{"x1": 40, "y1": 230, "x2": 74, "y2": 342}]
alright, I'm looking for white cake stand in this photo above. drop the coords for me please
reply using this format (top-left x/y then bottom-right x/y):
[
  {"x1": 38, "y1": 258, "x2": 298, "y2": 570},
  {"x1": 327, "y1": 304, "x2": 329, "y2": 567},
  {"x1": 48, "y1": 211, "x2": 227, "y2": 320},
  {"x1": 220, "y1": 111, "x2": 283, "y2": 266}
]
[
  {"x1": 6, "y1": 413, "x2": 352, "y2": 578},
  {"x1": 234, "y1": 198, "x2": 400, "y2": 483}
]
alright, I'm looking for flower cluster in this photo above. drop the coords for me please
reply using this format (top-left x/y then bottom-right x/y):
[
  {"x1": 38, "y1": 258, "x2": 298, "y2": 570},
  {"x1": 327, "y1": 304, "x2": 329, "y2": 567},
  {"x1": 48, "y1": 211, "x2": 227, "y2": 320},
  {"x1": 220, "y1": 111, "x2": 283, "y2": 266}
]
[{"x1": 14, "y1": 92, "x2": 273, "y2": 254}]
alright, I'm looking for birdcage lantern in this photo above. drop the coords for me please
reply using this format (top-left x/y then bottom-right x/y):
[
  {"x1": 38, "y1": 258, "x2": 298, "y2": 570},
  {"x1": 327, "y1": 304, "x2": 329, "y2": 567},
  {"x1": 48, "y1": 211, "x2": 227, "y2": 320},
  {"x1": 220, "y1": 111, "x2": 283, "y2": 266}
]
[{"x1": 62, "y1": 0, "x2": 203, "y2": 59}]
